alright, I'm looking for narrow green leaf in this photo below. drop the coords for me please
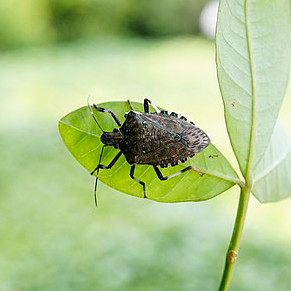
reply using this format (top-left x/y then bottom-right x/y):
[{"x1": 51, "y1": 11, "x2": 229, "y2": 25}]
[
  {"x1": 252, "y1": 123, "x2": 291, "y2": 202},
  {"x1": 216, "y1": 0, "x2": 291, "y2": 177},
  {"x1": 59, "y1": 101, "x2": 240, "y2": 202}
]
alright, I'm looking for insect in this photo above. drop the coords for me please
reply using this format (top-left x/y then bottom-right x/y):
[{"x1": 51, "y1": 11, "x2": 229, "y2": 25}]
[{"x1": 88, "y1": 98, "x2": 210, "y2": 205}]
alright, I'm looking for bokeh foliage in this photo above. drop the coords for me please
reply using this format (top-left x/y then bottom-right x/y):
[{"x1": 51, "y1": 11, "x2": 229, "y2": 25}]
[{"x1": 0, "y1": 0, "x2": 208, "y2": 49}]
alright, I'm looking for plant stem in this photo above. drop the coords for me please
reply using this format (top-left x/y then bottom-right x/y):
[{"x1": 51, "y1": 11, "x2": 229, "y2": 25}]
[{"x1": 218, "y1": 185, "x2": 251, "y2": 291}]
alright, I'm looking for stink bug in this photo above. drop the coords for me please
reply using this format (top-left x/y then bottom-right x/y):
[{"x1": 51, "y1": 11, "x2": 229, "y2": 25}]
[{"x1": 88, "y1": 98, "x2": 210, "y2": 205}]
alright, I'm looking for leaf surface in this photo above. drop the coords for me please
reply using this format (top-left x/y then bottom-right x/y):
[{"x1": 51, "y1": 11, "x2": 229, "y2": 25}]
[
  {"x1": 253, "y1": 124, "x2": 291, "y2": 202},
  {"x1": 59, "y1": 101, "x2": 240, "y2": 202},
  {"x1": 216, "y1": 0, "x2": 291, "y2": 177}
]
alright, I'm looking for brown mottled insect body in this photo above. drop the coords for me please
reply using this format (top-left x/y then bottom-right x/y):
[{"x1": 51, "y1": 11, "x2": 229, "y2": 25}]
[
  {"x1": 89, "y1": 98, "x2": 210, "y2": 203},
  {"x1": 119, "y1": 111, "x2": 209, "y2": 167}
]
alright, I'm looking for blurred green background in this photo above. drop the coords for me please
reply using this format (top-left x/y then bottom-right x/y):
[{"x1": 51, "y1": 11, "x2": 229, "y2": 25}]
[{"x1": 1, "y1": 1, "x2": 291, "y2": 291}]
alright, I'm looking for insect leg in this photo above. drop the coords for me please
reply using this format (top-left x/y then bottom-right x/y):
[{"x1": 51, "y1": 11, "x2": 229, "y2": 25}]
[
  {"x1": 153, "y1": 165, "x2": 192, "y2": 181},
  {"x1": 130, "y1": 165, "x2": 146, "y2": 198},
  {"x1": 127, "y1": 99, "x2": 134, "y2": 111},
  {"x1": 144, "y1": 98, "x2": 150, "y2": 113},
  {"x1": 93, "y1": 104, "x2": 121, "y2": 127},
  {"x1": 144, "y1": 98, "x2": 161, "y2": 113},
  {"x1": 91, "y1": 151, "x2": 122, "y2": 175},
  {"x1": 91, "y1": 148, "x2": 122, "y2": 206}
]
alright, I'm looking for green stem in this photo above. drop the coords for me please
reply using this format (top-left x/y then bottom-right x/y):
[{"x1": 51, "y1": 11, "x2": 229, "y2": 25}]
[{"x1": 218, "y1": 185, "x2": 251, "y2": 291}]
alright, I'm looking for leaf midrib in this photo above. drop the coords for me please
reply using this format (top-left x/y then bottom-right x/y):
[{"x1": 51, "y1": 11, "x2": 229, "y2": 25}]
[{"x1": 244, "y1": 0, "x2": 257, "y2": 182}]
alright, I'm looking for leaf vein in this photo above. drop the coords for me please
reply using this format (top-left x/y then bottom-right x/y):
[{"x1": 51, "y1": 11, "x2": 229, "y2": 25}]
[
  {"x1": 254, "y1": 145, "x2": 291, "y2": 183},
  {"x1": 59, "y1": 120, "x2": 100, "y2": 137}
]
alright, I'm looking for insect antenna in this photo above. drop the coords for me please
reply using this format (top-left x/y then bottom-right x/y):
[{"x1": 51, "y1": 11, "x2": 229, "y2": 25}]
[
  {"x1": 93, "y1": 145, "x2": 106, "y2": 207},
  {"x1": 87, "y1": 97, "x2": 104, "y2": 133}
]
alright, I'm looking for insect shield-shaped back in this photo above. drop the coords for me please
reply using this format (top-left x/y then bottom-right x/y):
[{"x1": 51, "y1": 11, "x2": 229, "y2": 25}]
[{"x1": 120, "y1": 109, "x2": 210, "y2": 168}]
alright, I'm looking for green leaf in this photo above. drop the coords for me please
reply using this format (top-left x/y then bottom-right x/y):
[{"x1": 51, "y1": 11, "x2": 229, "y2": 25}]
[
  {"x1": 216, "y1": 0, "x2": 291, "y2": 177},
  {"x1": 252, "y1": 123, "x2": 291, "y2": 202},
  {"x1": 58, "y1": 101, "x2": 240, "y2": 202}
]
